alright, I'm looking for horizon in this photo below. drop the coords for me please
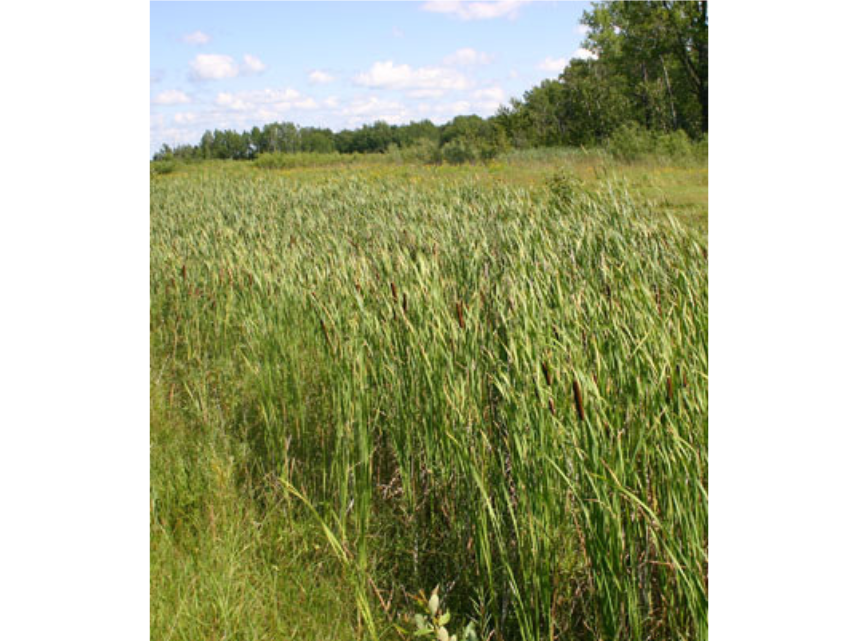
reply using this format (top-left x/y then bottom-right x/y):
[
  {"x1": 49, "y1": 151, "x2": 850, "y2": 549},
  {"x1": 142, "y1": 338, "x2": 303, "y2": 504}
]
[{"x1": 150, "y1": 1, "x2": 594, "y2": 157}]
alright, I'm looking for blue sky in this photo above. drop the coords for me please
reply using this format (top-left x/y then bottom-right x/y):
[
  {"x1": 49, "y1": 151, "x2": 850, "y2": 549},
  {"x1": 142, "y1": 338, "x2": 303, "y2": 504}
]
[{"x1": 150, "y1": 1, "x2": 594, "y2": 155}]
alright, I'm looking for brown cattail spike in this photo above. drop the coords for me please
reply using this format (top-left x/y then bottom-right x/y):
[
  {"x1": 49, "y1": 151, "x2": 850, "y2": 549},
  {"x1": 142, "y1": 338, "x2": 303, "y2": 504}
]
[
  {"x1": 390, "y1": 281, "x2": 397, "y2": 302},
  {"x1": 456, "y1": 301, "x2": 465, "y2": 329},
  {"x1": 667, "y1": 376, "x2": 673, "y2": 401},
  {"x1": 548, "y1": 397, "x2": 556, "y2": 415},
  {"x1": 541, "y1": 360, "x2": 552, "y2": 387},
  {"x1": 572, "y1": 380, "x2": 585, "y2": 422},
  {"x1": 181, "y1": 264, "x2": 187, "y2": 281}
]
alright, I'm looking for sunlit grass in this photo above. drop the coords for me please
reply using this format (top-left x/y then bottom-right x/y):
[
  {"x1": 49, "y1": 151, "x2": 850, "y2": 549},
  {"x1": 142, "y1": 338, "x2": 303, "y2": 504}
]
[{"x1": 151, "y1": 159, "x2": 708, "y2": 640}]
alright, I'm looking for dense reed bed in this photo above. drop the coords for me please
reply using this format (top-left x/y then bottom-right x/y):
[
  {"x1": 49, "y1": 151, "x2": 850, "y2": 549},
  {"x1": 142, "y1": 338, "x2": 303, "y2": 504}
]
[{"x1": 151, "y1": 167, "x2": 707, "y2": 640}]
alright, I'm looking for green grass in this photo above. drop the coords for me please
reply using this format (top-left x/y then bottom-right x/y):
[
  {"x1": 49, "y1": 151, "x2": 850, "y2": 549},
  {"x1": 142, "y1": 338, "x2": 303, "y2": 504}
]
[{"x1": 151, "y1": 154, "x2": 708, "y2": 640}]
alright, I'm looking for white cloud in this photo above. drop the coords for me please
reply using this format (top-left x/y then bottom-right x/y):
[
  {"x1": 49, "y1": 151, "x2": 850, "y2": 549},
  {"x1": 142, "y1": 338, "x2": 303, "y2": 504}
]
[
  {"x1": 215, "y1": 87, "x2": 302, "y2": 112},
  {"x1": 572, "y1": 48, "x2": 597, "y2": 61},
  {"x1": 152, "y1": 89, "x2": 191, "y2": 106},
  {"x1": 575, "y1": 24, "x2": 590, "y2": 36},
  {"x1": 183, "y1": 31, "x2": 211, "y2": 45},
  {"x1": 309, "y1": 70, "x2": 335, "y2": 85},
  {"x1": 241, "y1": 54, "x2": 266, "y2": 75},
  {"x1": 343, "y1": 96, "x2": 406, "y2": 117},
  {"x1": 538, "y1": 57, "x2": 568, "y2": 73},
  {"x1": 189, "y1": 53, "x2": 266, "y2": 80},
  {"x1": 174, "y1": 112, "x2": 198, "y2": 124},
  {"x1": 473, "y1": 86, "x2": 505, "y2": 103},
  {"x1": 442, "y1": 48, "x2": 494, "y2": 66},
  {"x1": 421, "y1": 1, "x2": 532, "y2": 21},
  {"x1": 323, "y1": 96, "x2": 340, "y2": 108},
  {"x1": 190, "y1": 54, "x2": 239, "y2": 80},
  {"x1": 355, "y1": 60, "x2": 470, "y2": 91},
  {"x1": 408, "y1": 89, "x2": 447, "y2": 99},
  {"x1": 294, "y1": 98, "x2": 319, "y2": 110}
]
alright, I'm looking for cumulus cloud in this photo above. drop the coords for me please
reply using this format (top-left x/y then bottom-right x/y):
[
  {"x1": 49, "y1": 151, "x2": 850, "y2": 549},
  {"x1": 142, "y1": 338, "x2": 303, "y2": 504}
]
[
  {"x1": 309, "y1": 70, "x2": 335, "y2": 85},
  {"x1": 214, "y1": 87, "x2": 303, "y2": 111},
  {"x1": 421, "y1": 1, "x2": 532, "y2": 21},
  {"x1": 189, "y1": 53, "x2": 266, "y2": 80},
  {"x1": 342, "y1": 98, "x2": 412, "y2": 126},
  {"x1": 575, "y1": 24, "x2": 591, "y2": 36},
  {"x1": 473, "y1": 86, "x2": 505, "y2": 103},
  {"x1": 241, "y1": 54, "x2": 266, "y2": 74},
  {"x1": 572, "y1": 47, "x2": 597, "y2": 61},
  {"x1": 408, "y1": 89, "x2": 447, "y2": 99},
  {"x1": 294, "y1": 98, "x2": 319, "y2": 110},
  {"x1": 183, "y1": 31, "x2": 211, "y2": 45},
  {"x1": 355, "y1": 60, "x2": 470, "y2": 91},
  {"x1": 537, "y1": 57, "x2": 568, "y2": 73},
  {"x1": 343, "y1": 96, "x2": 406, "y2": 117},
  {"x1": 152, "y1": 89, "x2": 191, "y2": 106},
  {"x1": 174, "y1": 112, "x2": 198, "y2": 124},
  {"x1": 190, "y1": 54, "x2": 239, "y2": 80},
  {"x1": 442, "y1": 48, "x2": 494, "y2": 66}
]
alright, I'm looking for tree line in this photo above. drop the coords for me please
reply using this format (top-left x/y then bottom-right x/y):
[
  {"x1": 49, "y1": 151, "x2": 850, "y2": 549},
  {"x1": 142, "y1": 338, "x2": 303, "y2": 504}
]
[{"x1": 154, "y1": 2, "x2": 707, "y2": 163}]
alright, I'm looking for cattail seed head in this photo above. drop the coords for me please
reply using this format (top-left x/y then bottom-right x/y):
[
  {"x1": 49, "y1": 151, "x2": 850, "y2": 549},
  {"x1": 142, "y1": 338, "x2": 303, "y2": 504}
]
[
  {"x1": 456, "y1": 301, "x2": 465, "y2": 329},
  {"x1": 572, "y1": 379, "x2": 585, "y2": 422},
  {"x1": 541, "y1": 360, "x2": 552, "y2": 386}
]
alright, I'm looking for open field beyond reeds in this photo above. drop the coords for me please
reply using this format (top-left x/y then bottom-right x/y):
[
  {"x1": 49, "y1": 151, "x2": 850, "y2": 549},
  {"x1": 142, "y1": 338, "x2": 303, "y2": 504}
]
[{"x1": 151, "y1": 154, "x2": 708, "y2": 641}]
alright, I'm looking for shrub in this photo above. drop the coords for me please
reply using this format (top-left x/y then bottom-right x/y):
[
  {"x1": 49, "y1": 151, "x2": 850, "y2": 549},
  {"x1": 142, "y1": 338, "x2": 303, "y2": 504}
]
[
  {"x1": 606, "y1": 123, "x2": 657, "y2": 161},
  {"x1": 150, "y1": 160, "x2": 177, "y2": 176},
  {"x1": 441, "y1": 138, "x2": 480, "y2": 165}
]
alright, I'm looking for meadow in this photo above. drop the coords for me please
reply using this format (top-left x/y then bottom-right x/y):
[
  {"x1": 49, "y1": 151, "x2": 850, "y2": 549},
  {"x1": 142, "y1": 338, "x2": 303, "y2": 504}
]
[{"x1": 150, "y1": 151, "x2": 708, "y2": 641}]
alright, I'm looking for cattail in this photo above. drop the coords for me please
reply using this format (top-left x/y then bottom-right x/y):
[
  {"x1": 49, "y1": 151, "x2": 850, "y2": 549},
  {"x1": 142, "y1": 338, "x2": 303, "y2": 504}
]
[
  {"x1": 548, "y1": 397, "x2": 556, "y2": 415},
  {"x1": 456, "y1": 300, "x2": 465, "y2": 329},
  {"x1": 181, "y1": 264, "x2": 187, "y2": 281},
  {"x1": 541, "y1": 360, "x2": 553, "y2": 387},
  {"x1": 320, "y1": 318, "x2": 331, "y2": 348},
  {"x1": 402, "y1": 291, "x2": 408, "y2": 314},
  {"x1": 572, "y1": 379, "x2": 585, "y2": 422},
  {"x1": 390, "y1": 281, "x2": 398, "y2": 303},
  {"x1": 667, "y1": 375, "x2": 673, "y2": 401}
]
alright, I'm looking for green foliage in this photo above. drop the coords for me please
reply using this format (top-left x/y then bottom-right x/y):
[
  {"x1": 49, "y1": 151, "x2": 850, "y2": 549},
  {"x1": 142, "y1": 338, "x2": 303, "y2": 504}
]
[
  {"x1": 606, "y1": 122, "x2": 707, "y2": 162},
  {"x1": 150, "y1": 159, "x2": 177, "y2": 176},
  {"x1": 412, "y1": 588, "x2": 477, "y2": 641},
  {"x1": 441, "y1": 138, "x2": 480, "y2": 165},
  {"x1": 151, "y1": 163, "x2": 708, "y2": 640},
  {"x1": 254, "y1": 151, "x2": 388, "y2": 170}
]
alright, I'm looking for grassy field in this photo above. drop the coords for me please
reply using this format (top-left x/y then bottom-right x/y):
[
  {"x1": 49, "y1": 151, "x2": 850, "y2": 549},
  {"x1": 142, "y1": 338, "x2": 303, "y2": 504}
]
[{"x1": 151, "y1": 152, "x2": 708, "y2": 641}]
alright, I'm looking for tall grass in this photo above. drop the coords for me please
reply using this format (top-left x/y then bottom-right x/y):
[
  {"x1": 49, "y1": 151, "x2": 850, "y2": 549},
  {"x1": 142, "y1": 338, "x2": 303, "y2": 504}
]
[{"x1": 151, "y1": 167, "x2": 707, "y2": 640}]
